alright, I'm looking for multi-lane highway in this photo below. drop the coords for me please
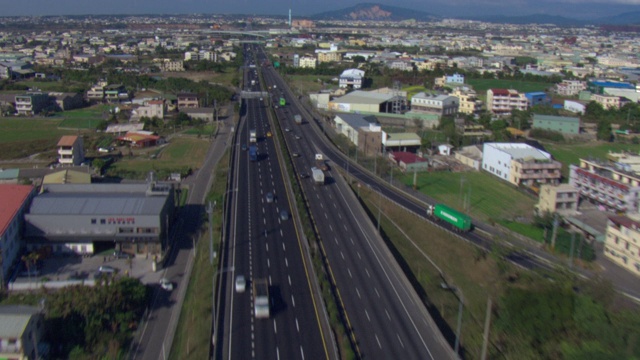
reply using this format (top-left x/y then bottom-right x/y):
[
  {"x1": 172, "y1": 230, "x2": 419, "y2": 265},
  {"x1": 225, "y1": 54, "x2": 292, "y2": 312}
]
[
  {"x1": 215, "y1": 45, "x2": 329, "y2": 360},
  {"x1": 259, "y1": 48, "x2": 455, "y2": 359}
]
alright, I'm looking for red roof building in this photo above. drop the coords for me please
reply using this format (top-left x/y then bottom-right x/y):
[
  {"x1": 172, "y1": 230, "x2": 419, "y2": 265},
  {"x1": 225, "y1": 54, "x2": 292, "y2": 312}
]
[{"x1": 0, "y1": 184, "x2": 36, "y2": 285}]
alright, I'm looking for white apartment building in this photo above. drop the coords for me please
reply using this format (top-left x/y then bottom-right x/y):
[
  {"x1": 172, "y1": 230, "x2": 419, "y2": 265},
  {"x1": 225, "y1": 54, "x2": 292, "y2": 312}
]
[
  {"x1": 57, "y1": 135, "x2": 84, "y2": 166},
  {"x1": 482, "y1": 143, "x2": 561, "y2": 186},
  {"x1": 339, "y1": 69, "x2": 365, "y2": 89},
  {"x1": 160, "y1": 60, "x2": 184, "y2": 72},
  {"x1": 410, "y1": 93, "x2": 459, "y2": 116},
  {"x1": 486, "y1": 89, "x2": 528, "y2": 116},
  {"x1": 591, "y1": 94, "x2": 625, "y2": 110},
  {"x1": 556, "y1": 80, "x2": 587, "y2": 96},
  {"x1": 605, "y1": 215, "x2": 640, "y2": 276}
]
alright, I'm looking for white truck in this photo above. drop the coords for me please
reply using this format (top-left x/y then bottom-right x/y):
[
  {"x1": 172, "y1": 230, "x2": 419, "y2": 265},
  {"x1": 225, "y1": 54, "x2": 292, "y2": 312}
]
[
  {"x1": 253, "y1": 279, "x2": 270, "y2": 319},
  {"x1": 250, "y1": 129, "x2": 257, "y2": 143},
  {"x1": 294, "y1": 114, "x2": 302, "y2": 125},
  {"x1": 312, "y1": 167, "x2": 325, "y2": 185},
  {"x1": 251, "y1": 79, "x2": 256, "y2": 86}
]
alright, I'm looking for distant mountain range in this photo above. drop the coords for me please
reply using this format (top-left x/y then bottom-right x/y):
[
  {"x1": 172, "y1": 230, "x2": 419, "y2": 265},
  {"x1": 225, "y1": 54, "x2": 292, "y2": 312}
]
[{"x1": 311, "y1": 3, "x2": 640, "y2": 27}]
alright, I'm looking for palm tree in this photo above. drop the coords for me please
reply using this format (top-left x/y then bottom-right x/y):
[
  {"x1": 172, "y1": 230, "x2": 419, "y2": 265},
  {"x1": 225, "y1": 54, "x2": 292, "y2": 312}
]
[{"x1": 21, "y1": 252, "x2": 41, "y2": 287}]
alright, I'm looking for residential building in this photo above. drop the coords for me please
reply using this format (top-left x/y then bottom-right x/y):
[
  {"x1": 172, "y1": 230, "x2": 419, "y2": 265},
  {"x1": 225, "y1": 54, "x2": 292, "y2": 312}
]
[
  {"x1": 445, "y1": 73, "x2": 465, "y2": 85},
  {"x1": 131, "y1": 100, "x2": 165, "y2": 121},
  {"x1": 569, "y1": 158, "x2": 640, "y2": 213},
  {"x1": 160, "y1": 60, "x2": 184, "y2": 72},
  {"x1": 339, "y1": 68, "x2": 365, "y2": 89},
  {"x1": 410, "y1": 92, "x2": 459, "y2": 116},
  {"x1": 451, "y1": 87, "x2": 482, "y2": 115},
  {"x1": 482, "y1": 143, "x2": 561, "y2": 186},
  {"x1": 532, "y1": 114, "x2": 581, "y2": 135},
  {"x1": 525, "y1": 92, "x2": 551, "y2": 107},
  {"x1": 317, "y1": 51, "x2": 342, "y2": 63},
  {"x1": 0, "y1": 185, "x2": 36, "y2": 288},
  {"x1": 104, "y1": 84, "x2": 128, "y2": 102},
  {"x1": 486, "y1": 89, "x2": 528, "y2": 116},
  {"x1": 48, "y1": 92, "x2": 83, "y2": 111},
  {"x1": 536, "y1": 184, "x2": 579, "y2": 216},
  {"x1": 15, "y1": 93, "x2": 49, "y2": 116},
  {"x1": 604, "y1": 215, "x2": 640, "y2": 276},
  {"x1": 0, "y1": 305, "x2": 45, "y2": 359},
  {"x1": 177, "y1": 93, "x2": 199, "y2": 109},
  {"x1": 591, "y1": 93, "x2": 627, "y2": 110},
  {"x1": 386, "y1": 59, "x2": 413, "y2": 71},
  {"x1": 57, "y1": 135, "x2": 84, "y2": 166},
  {"x1": 87, "y1": 81, "x2": 107, "y2": 101},
  {"x1": 117, "y1": 131, "x2": 163, "y2": 148},
  {"x1": 556, "y1": 80, "x2": 587, "y2": 96},
  {"x1": 298, "y1": 56, "x2": 317, "y2": 69},
  {"x1": 24, "y1": 182, "x2": 175, "y2": 256}
]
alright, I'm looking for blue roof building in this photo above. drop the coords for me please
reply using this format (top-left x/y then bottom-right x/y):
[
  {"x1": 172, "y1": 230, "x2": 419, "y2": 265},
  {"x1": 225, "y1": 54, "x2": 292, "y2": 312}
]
[{"x1": 525, "y1": 92, "x2": 551, "y2": 107}]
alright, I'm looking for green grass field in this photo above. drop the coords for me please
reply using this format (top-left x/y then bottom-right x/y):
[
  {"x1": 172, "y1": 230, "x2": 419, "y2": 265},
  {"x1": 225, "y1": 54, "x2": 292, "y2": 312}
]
[
  {"x1": 467, "y1": 79, "x2": 552, "y2": 95},
  {"x1": 288, "y1": 75, "x2": 336, "y2": 94},
  {"x1": 399, "y1": 171, "x2": 537, "y2": 222},
  {"x1": 402, "y1": 85, "x2": 428, "y2": 99},
  {"x1": 107, "y1": 137, "x2": 210, "y2": 179},
  {"x1": 55, "y1": 104, "x2": 112, "y2": 129},
  {"x1": 544, "y1": 141, "x2": 639, "y2": 180},
  {"x1": 183, "y1": 124, "x2": 217, "y2": 136}
]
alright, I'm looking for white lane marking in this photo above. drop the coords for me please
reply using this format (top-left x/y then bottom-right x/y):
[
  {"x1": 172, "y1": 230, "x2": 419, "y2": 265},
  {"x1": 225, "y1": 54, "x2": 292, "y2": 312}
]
[
  {"x1": 285, "y1": 258, "x2": 289, "y2": 267},
  {"x1": 288, "y1": 275, "x2": 292, "y2": 286},
  {"x1": 276, "y1": 346, "x2": 280, "y2": 360},
  {"x1": 267, "y1": 259, "x2": 270, "y2": 268},
  {"x1": 296, "y1": 318, "x2": 300, "y2": 332},
  {"x1": 300, "y1": 346, "x2": 305, "y2": 360},
  {"x1": 397, "y1": 334, "x2": 405, "y2": 349},
  {"x1": 338, "y1": 213, "x2": 342, "y2": 219},
  {"x1": 334, "y1": 237, "x2": 338, "y2": 244},
  {"x1": 325, "y1": 213, "x2": 329, "y2": 220},
  {"x1": 340, "y1": 251, "x2": 345, "y2": 260},
  {"x1": 375, "y1": 288, "x2": 380, "y2": 298},
  {"x1": 365, "y1": 309, "x2": 371, "y2": 322},
  {"x1": 385, "y1": 309, "x2": 391, "y2": 320},
  {"x1": 350, "y1": 238, "x2": 354, "y2": 245},
  {"x1": 334, "y1": 203, "x2": 337, "y2": 209},
  {"x1": 357, "y1": 251, "x2": 361, "y2": 259},
  {"x1": 291, "y1": 294, "x2": 296, "y2": 307},
  {"x1": 320, "y1": 202, "x2": 323, "y2": 208},
  {"x1": 273, "y1": 319, "x2": 277, "y2": 334},
  {"x1": 375, "y1": 334, "x2": 382, "y2": 349},
  {"x1": 263, "y1": 218, "x2": 266, "y2": 225},
  {"x1": 356, "y1": 288, "x2": 361, "y2": 299},
  {"x1": 344, "y1": 224, "x2": 348, "y2": 231},
  {"x1": 266, "y1": 243, "x2": 269, "y2": 252},
  {"x1": 366, "y1": 268, "x2": 370, "y2": 278},
  {"x1": 348, "y1": 268, "x2": 352, "y2": 278},
  {"x1": 280, "y1": 229, "x2": 284, "y2": 237},
  {"x1": 269, "y1": 276, "x2": 272, "y2": 286},
  {"x1": 282, "y1": 243, "x2": 286, "y2": 251}
]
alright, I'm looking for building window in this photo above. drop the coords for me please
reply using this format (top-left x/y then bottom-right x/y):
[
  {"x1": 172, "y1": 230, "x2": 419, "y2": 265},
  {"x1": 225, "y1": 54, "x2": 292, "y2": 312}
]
[
  {"x1": 91, "y1": 219, "x2": 97, "y2": 224},
  {"x1": 100, "y1": 219, "x2": 106, "y2": 225}
]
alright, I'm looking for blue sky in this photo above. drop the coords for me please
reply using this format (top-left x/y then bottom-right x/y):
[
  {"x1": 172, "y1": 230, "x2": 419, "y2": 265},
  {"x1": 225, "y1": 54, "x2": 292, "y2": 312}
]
[{"x1": 2, "y1": 0, "x2": 640, "y2": 18}]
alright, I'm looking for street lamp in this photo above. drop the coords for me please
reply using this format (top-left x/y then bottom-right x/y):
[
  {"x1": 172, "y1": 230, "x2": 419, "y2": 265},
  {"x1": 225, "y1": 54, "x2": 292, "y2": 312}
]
[{"x1": 441, "y1": 282, "x2": 464, "y2": 357}]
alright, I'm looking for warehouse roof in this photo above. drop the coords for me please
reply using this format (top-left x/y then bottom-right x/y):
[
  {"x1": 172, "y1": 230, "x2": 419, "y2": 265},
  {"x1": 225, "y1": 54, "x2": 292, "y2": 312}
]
[
  {"x1": 0, "y1": 305, "x2": 41, "y2": 339},
  {"x1": 335, "y1": 113, "x2": 378, "y2": 128},
  {"x1": 42, "y1": 169, "x2": 91, "y2": 185},
  {"x1": 533, "y1": 114, "x2": 580, "y2": 124},
  {"x1": 484, "y1": 143, "x2": 551, "y2": 160},
  {"x1": 332, "y1": 90, "x2": 397, "y2": 105},
  {"x1": 31, "y1": 184, "x2": 170, "y2": 216}
]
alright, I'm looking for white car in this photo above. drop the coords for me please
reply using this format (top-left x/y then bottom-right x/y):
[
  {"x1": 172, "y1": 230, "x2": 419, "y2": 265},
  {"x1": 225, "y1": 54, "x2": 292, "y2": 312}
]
[
  {"x1": 160, "y1": 278, "x2": 173, "y2": 291},
  {"x1": 235, "y1": 275, "x2": 246, "y2": 293}
]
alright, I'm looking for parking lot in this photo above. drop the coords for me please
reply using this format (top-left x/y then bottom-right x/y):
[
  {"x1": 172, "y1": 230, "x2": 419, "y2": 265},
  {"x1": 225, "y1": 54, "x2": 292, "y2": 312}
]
[{"x1": 10, "y1": 252, "x2": 164, "y2": 290}]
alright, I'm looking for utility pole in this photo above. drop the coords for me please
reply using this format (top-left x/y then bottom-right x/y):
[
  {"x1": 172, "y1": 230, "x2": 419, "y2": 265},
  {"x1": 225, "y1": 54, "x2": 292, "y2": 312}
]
[
  {"x1": 550, "y1": 213, "x2": 559, "y2": 250},
  {"x1": 480, "y1": 297, "x2": 493, "y2": 360}
]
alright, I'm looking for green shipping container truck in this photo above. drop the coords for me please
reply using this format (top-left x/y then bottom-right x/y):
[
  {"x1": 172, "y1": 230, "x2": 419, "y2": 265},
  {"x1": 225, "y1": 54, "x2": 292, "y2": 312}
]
[{"x1": 427, "y1": 204, "x2": 472, "y2": 231}]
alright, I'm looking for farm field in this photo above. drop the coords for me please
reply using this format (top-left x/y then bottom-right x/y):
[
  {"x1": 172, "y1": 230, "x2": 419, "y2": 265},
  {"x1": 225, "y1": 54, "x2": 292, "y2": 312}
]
[
  {"x1": 467, "y1": 79, "x2": 553, "y2": 95},
  {"x1": 55, "y1": 104, "x2": 112, "y2": 129},
  {"x1": 543, "y1": 141, "x2": 639, "y2": 180},
  {"x1": 0, "y1": 118, "x2": 83, "y2": 160},
  {"x1": 288, "y1": 75, "x2": 336, "y2": 94},
  {"x1": 107, "y1": 137, "x2": 209, "y2": 179},
  {"x1": 399, "y1": 170, "x2": 537, "y2": 222}
]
